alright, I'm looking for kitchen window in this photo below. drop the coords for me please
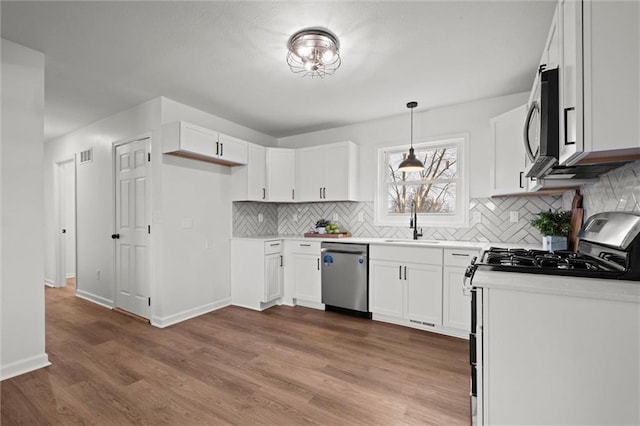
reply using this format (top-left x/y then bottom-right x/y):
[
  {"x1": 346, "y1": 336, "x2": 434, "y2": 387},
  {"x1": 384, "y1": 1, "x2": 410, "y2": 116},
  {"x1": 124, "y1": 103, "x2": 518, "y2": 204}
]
[{"x1": 375, "y1": 136, "x2": 468, "y2": 227}]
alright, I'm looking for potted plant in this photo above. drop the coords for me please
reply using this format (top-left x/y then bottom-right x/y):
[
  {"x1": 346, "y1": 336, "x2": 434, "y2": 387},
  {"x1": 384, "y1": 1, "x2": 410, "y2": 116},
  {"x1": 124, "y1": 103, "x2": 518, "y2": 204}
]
[
  {"x1": 315, "y1": 218, "x2": 330, "y2": 234},
  {"x1": 530, "y1": 210, "x2": 573, "y2": 251}
]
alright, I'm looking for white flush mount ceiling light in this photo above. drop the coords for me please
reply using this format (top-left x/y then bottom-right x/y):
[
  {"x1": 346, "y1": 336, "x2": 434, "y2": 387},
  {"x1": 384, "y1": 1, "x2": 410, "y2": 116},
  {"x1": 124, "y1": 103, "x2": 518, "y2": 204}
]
[
  {"x1": 287, "y1": 27, "x2": 341, "y2": 78},
  {"x1": 398, "y1": 101, "x2": 425, "y2": 172}
]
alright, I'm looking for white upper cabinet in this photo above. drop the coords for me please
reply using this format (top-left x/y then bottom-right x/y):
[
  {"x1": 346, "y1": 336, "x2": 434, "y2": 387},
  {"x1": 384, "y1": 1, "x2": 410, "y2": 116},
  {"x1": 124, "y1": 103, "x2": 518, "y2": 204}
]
[
  {"x1": 233, "y1": 145, "x2": 296, "y2": 202},
  {"x1": 558, "y1": 0, "x2": 640, "y2": 165},
  {"x1": 163, "y1": 121, "x2": 248, "y2": 166},
  {"x1": 296, "y1": 141, "x2": 359, "y2": 202},
  {"x1": 542, "y1": 6, "x2": 560, "y2": 69},
  {"x1": 266, "y1": 148, "x2": 296, "y2": 202},
  {"x1": 246, "y1": 143, "x2": 267, "y2": 201},
  {"x1": 217, "y1": 133, "x2": 250, "y2": 165},
  {"x1": 490, "y1": 105, "x2": 528, "y2": 196}
]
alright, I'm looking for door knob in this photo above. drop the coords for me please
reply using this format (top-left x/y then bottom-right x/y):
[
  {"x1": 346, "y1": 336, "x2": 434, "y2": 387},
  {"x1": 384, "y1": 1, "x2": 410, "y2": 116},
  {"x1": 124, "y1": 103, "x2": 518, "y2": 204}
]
[
  {"x1": 111, "y1": 234, "x2": 120, "y2": 239},
  {"x1": 62, "y1": 229, "x2": 67, "y2": 234}
]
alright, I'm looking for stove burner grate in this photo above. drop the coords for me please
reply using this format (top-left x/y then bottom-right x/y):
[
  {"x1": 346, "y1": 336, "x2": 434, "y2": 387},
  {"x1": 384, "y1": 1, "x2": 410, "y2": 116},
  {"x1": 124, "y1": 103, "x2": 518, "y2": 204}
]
[{"x1": 482, "y1": 247, "x2": 613, "y2": 272}]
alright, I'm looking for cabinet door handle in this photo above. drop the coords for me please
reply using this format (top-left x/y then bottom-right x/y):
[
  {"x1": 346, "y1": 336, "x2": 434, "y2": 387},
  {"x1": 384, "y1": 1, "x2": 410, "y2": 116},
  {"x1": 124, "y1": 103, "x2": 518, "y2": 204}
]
[
  {"x1": 280, "y1": 255, "x2": 283, "y2": 267},
  {"x1": 323, "y1": 187, "x2": 327, "y2": 199},
  {"x1": 564, "y1": 107, "x2": 576, "y2": 145},
  {"x1": 262, "y1": 188, "x2": 266, "y2": 200},
  {"x1": 319, "y1": 187, "x2": 323, "y2": 199},
  {"x1": 399, "y1": 265, "x2": 402, "y2": 280},
  {"x1": 292, "y1": 189, "x2": 295, "y2": 200},
  {"x1": 317, "y1": 258, "x2": 320, "y2": 270},
  {"x1": 451, "y1": 253, "x2": 470, "y2": 257},
  {"x1": 404, "y1": 266, "x2": 407, "y2": 280},
  {"x1": 300, "y1": 243, "x2": 311, "y2": 247},
  {"x1": 220, "y1": 142, "x2": 224, "y2": 156},
  {"x1": 216, "y1": 141, "x2": 219, "y2": 156},
  {"x1": 270, "y1": 243, "x2": 280, "y2": 247},
  {"x1": 519, "y1": 171, "x2": 524, "y2": 189}
]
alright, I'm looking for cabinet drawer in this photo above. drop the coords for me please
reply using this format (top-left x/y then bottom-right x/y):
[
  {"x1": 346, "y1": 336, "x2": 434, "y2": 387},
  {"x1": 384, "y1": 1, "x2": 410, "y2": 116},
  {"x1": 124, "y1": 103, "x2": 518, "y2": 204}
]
[
  {"x1": 291, "y1": 241, "x2": 321, "y2": 254},
  {"x1": 371, "y1": 245, "x2": 442, "y2": 265},
  {"x1": 264, "y1": 240, "x2": 283, "y2": 255},
  {"x1": 443, "y1": 248, "x2": 479, "y2": 267}
]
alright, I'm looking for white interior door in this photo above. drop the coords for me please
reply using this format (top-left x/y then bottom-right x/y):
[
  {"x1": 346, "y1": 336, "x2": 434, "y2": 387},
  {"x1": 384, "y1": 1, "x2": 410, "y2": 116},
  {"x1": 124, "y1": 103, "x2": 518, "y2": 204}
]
[
  {"x1": 55, "y1": 157, "x2": 76, "y2": 288},
  {"x1": 115, "y1": 138, "x2": 151, "y2": 318}
]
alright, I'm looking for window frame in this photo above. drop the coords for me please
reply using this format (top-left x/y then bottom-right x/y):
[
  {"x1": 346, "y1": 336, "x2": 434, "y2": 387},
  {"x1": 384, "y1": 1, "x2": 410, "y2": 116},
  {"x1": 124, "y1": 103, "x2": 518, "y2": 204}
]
[{"x1": 374, "y1": 135, "x2": 469, "y2": 228}]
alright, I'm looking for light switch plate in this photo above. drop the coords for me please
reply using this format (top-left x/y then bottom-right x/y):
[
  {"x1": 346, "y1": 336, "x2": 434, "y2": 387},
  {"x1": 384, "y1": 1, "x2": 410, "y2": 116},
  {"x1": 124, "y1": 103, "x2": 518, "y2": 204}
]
[
  {"x1": 181, "y1": 217, "x2": 193, "y2": 229},
  {"x1": 293, "y1": 213, "x2": 298, "y2": 222},
  {"x1": 510, "y1": 211, "x2": 519, "y2": 223},
  {"x1": 258, "y1": 213, "x2": 264, "y2": 223},
  {"x1": 358, "y1": 212, "x2": 364, "y2": 222},
  {"x1": 333, "y1": 213, "x2": 339, "y2": 222},
  {"x1": 472, "y1": 211, "x2": 482, "y2": 223}
]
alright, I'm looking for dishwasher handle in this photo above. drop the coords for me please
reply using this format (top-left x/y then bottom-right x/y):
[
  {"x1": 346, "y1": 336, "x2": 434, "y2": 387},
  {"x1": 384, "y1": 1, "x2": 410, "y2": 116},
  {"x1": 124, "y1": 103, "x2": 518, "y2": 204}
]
[{"x1": 321, "y1": 248, "x2": 367, "y2": 256}]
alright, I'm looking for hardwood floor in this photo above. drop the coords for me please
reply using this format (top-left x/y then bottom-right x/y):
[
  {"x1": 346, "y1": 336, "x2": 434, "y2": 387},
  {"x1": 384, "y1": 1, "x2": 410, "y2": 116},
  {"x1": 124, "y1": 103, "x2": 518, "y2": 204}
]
[{"x1": 1, "y1": 284, "x2": 470, "y2": 425}]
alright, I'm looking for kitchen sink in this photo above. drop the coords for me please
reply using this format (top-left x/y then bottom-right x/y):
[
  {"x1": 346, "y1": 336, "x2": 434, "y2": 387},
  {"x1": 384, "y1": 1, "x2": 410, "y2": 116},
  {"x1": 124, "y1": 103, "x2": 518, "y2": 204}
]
[{"x1": 384, "y1": 239, "x2": 441, "y2": 244}]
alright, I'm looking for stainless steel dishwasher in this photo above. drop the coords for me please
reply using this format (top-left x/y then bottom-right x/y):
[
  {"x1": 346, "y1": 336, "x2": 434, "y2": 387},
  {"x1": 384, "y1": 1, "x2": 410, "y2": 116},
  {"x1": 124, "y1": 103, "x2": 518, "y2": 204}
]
[{"x1": 321, "y1": 242, "x2": 370, "y2": 318}]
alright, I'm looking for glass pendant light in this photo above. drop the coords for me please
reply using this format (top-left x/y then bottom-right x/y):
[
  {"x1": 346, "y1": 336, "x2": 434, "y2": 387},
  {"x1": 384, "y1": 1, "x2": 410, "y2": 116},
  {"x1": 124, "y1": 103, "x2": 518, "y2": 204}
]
[{"x1": 398, "y1": 101, "x2": 424, "y2": 172}]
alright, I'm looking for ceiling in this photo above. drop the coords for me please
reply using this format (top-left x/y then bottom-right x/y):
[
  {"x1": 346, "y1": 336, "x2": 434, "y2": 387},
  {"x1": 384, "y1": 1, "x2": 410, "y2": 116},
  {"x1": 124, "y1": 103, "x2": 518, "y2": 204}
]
[{"x1": 1, "y1": 1, "x2": 556, "y2": 142}]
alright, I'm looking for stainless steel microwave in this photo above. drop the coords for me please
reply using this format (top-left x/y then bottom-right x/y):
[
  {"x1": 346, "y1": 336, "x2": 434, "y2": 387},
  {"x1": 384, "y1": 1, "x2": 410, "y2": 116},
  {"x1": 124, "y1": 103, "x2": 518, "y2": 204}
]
[{"x1": 524, "y1": 67, "x2": 559, "y2": 178}]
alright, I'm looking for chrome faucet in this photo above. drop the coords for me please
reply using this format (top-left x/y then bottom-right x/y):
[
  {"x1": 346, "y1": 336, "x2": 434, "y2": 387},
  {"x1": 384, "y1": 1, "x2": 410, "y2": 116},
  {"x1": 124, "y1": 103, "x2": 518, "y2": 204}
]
[{"x1": 409, "y1": 201, "x2": 423, "y2": 240}]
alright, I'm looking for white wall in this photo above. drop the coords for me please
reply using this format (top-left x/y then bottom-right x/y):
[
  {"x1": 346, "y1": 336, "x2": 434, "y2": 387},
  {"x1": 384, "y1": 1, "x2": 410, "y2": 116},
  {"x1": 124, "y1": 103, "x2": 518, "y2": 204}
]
[
  {"x1": 44, "y1": 98, "x2": 162, "y2": 306},
  {"x1": 43, "y1": 96, "x2": 277, "y2": 327},
  {"x1": 151, "y1": 98, "x2": 278, "y2": 326},
  {"x1": 278, "y1": 92, "x2": 529, "y2": 200},
  {"x1": 1, "y1": 39, "x2": 50, "y2": 380}
]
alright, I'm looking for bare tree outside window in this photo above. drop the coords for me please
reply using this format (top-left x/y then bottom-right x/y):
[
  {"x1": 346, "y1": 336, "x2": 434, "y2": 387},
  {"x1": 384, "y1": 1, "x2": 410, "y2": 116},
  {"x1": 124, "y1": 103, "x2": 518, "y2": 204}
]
[{"x1": 386, "y1": 145, "x2": 458, "y2": 214}]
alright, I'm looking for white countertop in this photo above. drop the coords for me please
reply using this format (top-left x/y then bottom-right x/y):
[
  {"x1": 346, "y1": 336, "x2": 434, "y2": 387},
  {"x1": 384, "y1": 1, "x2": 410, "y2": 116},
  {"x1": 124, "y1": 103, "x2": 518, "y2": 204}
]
[
  {"x1": 230, "y1": 235, "x2": 540, "y2": 251},
  {"x1": 471, "y1": 268, "x2": 640, "y2": 303}
]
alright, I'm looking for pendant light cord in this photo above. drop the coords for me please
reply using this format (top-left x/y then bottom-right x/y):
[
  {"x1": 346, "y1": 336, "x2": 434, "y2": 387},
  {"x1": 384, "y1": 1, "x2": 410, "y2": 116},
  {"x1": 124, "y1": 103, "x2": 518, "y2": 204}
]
[{"x1": 410, "y1": 106, "x2": 414, "y2": 149}]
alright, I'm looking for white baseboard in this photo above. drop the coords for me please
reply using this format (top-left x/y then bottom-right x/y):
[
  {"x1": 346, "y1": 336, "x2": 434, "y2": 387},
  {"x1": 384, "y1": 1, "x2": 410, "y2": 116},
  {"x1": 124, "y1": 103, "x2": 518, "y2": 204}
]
[
  {"x1": 293, "y1": 299, "x2": 325, "y2": 310},
  {"x1": 75, "y1": 290, "x2": 114, "y2": 309},
  {"x1": 66, "y1": 273, "x2": 76, "y2": 279},
  {"x1": 151, "y1": 298, "x2": 231, "y2": 328},
  {"x1": 372, "y1": 313, "x2": 468, "y2": 339},
  {"x1": 44, "y1": 279, "x2": 56, "y2": 288},
  {"x1": 1, "y1": 353, "x2": 51, "y2": 381}
]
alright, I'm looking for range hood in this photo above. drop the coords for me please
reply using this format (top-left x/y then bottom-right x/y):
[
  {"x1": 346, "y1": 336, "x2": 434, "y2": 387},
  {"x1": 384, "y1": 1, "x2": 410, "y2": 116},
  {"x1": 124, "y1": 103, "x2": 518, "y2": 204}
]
[{"x1": 544, "y1": 160, "x2": 632, "y2": 179}]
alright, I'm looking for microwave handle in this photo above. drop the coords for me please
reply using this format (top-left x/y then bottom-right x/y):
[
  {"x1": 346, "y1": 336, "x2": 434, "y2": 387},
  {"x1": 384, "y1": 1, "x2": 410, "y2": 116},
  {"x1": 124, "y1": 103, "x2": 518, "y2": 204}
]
[{"x1": 523, "y1": 100, "x2": 539, "y2": 163}]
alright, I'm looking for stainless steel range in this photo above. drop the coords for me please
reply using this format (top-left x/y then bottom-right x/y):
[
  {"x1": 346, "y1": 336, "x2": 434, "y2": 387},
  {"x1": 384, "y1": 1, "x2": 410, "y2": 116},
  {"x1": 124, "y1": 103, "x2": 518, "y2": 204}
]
[{"x1": 464, "y1": 212, "x2": 640, "y2": 425}]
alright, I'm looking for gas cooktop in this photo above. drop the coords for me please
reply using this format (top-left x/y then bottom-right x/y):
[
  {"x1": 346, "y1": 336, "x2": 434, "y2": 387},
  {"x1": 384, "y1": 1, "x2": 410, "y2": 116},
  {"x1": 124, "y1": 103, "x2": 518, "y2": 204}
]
[
  {"x1": 476, "y1": 247, "x2": 624, "y2": 279},
  {"x1": 468, "y1": 212, "x2": 640, "y2": 281}
]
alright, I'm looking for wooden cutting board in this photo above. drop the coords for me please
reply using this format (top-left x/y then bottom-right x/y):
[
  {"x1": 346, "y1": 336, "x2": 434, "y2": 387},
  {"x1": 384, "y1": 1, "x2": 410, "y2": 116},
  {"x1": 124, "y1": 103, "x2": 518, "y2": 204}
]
[
  {"x1": 568, "y1": 190, "x2": 584, "y2": 252},
  {"x1": 304, "y1": 232, "x2": 352, "y2": 238},
  {"x1": 568, "y1": 208, "x2": 584, "y2": 252}
]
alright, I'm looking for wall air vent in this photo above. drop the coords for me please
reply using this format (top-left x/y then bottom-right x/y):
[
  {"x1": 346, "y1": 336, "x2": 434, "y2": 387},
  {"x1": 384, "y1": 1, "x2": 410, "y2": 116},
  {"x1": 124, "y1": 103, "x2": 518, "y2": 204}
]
[{"x1": 79, "y1": 148, "x2": 93, "y2": 164}]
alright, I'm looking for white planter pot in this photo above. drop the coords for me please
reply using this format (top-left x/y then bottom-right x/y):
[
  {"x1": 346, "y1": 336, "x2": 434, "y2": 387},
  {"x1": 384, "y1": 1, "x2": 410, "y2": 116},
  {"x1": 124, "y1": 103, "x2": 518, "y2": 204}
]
[
  {"x1": 543, "y1": 236, "x2": 567, "y2": 251},
  {"x1": 316, "y1": 227, "x2": 326, "y2": 234}
]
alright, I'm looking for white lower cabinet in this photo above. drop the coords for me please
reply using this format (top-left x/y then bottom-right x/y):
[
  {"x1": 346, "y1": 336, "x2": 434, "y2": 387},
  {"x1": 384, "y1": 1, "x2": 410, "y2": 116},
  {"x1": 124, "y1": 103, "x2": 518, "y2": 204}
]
[
  {"x1": 230, "y1": 239, "x2": 283, "y2": 310},
  {"x1": 264, "y1": 251, "x2": 283, "y2": 303},
  {"x1": 442, "y1": 248, "x2": 478, "y2": 332},
  {"x1": 286, "y1": 241, "x2": 323, "y2": 310},
  {"x1": 405, "y1": 264, "x2": 443, "y2": 326},
  {"x1": 370, "y1": 261, "x2": 404, "y2": 318},
  {"x1": 370, "y1": 245, "x2": 444, "y2": 330},
  {"x1": 442, "y1": 267, "x2": 470, "y2": 331},
  {"x1": 370, "y1": 244, "x2": 477, "y2": 337}
]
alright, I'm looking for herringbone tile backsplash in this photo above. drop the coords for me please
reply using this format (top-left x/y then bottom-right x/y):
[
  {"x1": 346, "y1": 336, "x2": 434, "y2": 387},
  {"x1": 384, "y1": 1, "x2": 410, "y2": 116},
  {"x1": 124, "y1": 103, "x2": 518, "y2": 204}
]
[
  {"x1": 233, "y1": 161, "x2": 640, "y2": 241},
  {"x1": 232, "y1": 202, "x2": 278, "y2": 237},
  {"x1": 234, "y1": 197, "x2": 562, "y2": 244},
  {"x1": 572, "y1": 161, "x2": 640, "y2": 215}
]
